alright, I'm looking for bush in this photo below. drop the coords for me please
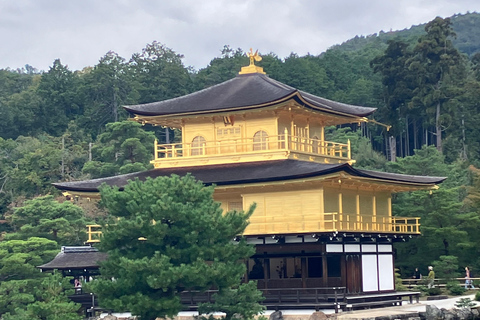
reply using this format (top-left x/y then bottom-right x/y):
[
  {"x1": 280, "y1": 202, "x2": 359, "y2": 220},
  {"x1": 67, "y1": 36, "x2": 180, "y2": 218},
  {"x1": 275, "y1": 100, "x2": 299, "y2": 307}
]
[
  {"x1": 475, "y1": 291, "x2": 480, "y2": 301},
  {"x1": 427, "y1": 287, "x2": 443, "y2": 296},
  {"x1": 455, "y1": 297, "x2": 476, "y2": 309},
  {"x1": 416, "y1": 285, "x2": 429, "y2": 295},
  {"x1": 395, "y1": 268, "x2": 407, "y2": 291},
  {"x1": 447, "y1": 282, "x2": 466, "y2": 295}
]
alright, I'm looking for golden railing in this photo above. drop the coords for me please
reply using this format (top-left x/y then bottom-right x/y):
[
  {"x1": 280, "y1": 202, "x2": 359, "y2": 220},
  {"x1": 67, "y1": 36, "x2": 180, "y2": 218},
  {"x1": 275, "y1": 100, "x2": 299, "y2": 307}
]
[
  {"x1": 245, "y1": 212, "x2": 420, "y2": 235},
  {"x1": 154, "y1": 133, "x2": 351, "y2": 160},
  {"x1": 86, "y1": 224, "x2": 102, "y2": 243},
  {"x1": 86, "y1": 213, "x2": 420, "y2": 242}
]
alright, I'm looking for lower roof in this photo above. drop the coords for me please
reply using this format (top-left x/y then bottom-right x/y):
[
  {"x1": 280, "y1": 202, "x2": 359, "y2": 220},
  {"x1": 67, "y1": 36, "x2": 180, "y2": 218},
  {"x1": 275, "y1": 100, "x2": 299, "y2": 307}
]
[
  {"x1": 37, "y1": 246, "x2": 107, "y2": 270},
  {"x1": 53, "y1": 160, "x2": 446, "y2": 193}
]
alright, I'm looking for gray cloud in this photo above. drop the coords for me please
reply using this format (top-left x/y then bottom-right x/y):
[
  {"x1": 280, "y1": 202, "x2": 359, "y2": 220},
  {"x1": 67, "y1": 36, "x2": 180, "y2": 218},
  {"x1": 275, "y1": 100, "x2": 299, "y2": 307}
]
[{"x1": 0, "y1": 0, "x2": 478, "y2": 72}]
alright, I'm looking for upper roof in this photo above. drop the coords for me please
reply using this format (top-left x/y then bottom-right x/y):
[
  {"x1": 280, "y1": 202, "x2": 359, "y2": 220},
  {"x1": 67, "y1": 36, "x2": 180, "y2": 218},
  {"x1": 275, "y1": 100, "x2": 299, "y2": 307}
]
[
  {"x1": 53, "y1": 160, "x2": 446, "y2": 193},
  {"x1": 123, "y1": 73, "x2": 376, "y2": 118},
  {"x1": 37, "y1": 246, "x2": 107, "y2": 270}
]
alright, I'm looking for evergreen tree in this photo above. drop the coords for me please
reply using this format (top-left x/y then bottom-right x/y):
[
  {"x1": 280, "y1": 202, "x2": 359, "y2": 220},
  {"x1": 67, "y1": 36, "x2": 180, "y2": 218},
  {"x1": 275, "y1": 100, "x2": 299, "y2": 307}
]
[
  {"x1": 371, "y1": 39, "x2": 416, "y2": 137},
  {"x1": 6, "y1": 195, "x2": 87, "y2": 245},
  {"x1": 90, "y1": 174, "x2": 257, "y2": 320},
  {"x1": 82, "y1": 121, "x2": 155, "y2": 178},
  {"x1": 36, "y1": 59, "x2": 83, "y2": 136},
  {"x1": 193, "y1": 46, "x2": 248, "y2": 90},
  {"x1": 80, "y1": 51, "x2": 137, "y2": 136},
  {"x1": 0, "y1": 237, "x2": 59, "y2": 316},
  {"x1": 130, "y1": 41, "x2": 193, "y2": 104},
  {"x1": 408, "y1": 17, "x2": 465, "y2": 153}
]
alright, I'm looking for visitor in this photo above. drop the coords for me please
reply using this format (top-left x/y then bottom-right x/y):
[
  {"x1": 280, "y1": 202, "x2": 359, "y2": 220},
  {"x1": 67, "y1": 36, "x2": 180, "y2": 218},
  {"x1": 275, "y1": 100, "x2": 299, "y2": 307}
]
[
  {"x1": 465, "y1": 267, "x2": 475, "y2": 289},
  {"x1": 412, "y1": 267, "x2": 421, "y2": 280},
  {"x1": 74, "y1": 278, "x2": 82, "y2": 293},
  {"x1": 427, "y1": 266, "x2": 435, "y2": 288},
  {"x1": 249, "y1": 258, "x2": 264, "y2": 280}
]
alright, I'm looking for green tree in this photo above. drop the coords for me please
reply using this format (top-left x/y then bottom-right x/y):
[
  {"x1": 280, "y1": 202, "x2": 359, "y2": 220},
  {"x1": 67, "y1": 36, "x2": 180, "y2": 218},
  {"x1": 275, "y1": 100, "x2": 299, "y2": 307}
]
[
  {"x1": 80, "y1": 51, "x2": 137, "y2": 136},
  {"x1": 432, "y1": 255, "x2": 461, "y2": 280},
  {"x1": 6, "y1": 195, "x2": 87, "y2": 245},
  {"x1": 1, "y1": 135, "x2": 63, "y2": 198},
  {"x1": 13, "y1": 273, "x2": 82, "y2": 320},
  {"x1": 90, "y1": 174, "x2": 257, "y2": 320},
  {"x1": 193, "y1": 46, "x2": 248, "y2": 90},
  {"x1": 409, "y1": 17, "x2": 465, "y2": 153},
  {"x1": 276, "y1": 53, "x2": 333, "y2": 97},
  {"x1": 130, "y1": 41, "x2": 193, "y2": 104},
  {"x1": 371, "y1": 39, "x2": 416, "y2": 138},
  {"x1": 36, "y1": 59, "x2": 83, "y2": 136},
  {"x1": 82, "y1": 121, "x2": 155, "y2": 178},
  {"x1": 0, "y1": 237, "x2": 58, "y2": 315}
]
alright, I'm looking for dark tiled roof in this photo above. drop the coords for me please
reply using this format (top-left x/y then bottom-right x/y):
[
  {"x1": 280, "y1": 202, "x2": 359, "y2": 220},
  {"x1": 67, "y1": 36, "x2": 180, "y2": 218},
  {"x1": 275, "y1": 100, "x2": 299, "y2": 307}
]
[
  {"x1": 123, "y1": 73, "x2": 376, "y2": 118},
  {"x1": 52, "y1": 160, "x2": 446, "y2": 193},
  {"x1": 37, "y1": 246, "x2": 107, "y2": 270}
]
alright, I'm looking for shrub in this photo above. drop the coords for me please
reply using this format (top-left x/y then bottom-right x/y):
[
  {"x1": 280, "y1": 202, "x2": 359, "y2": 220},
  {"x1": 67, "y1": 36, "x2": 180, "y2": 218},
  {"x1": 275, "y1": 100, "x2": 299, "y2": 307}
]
[
  {"x1": 475, "y1": 291, "x2": 480, "y2": 301},
  {"x1": 447, "y1": 282, "x2": 466, "y2": 295},
  {"x1": 455, "y1": 297, "x2": 476, "y2": 309},
  {"x1": 395, "y1": 268, "x2": 407, "y2": 291},
  {"x1": 416, "y1": 285, "x2": 429, "y2": 295},
  {"x1": 427, "y1": 287, "x2": 442, "y2": 296},
  {"x1": 432, "y1": 255, "x2": 460, "y2": 280}
]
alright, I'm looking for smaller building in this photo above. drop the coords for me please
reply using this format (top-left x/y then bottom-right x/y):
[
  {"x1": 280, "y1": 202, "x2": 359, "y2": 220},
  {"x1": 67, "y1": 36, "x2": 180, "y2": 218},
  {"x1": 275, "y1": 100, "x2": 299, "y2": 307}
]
[
  {"x1": 37, "y1": 246, "x2": 107, "y2": 278},
  {"x1": 38, "y1": 246, "x2": 107, "y2": 316}
]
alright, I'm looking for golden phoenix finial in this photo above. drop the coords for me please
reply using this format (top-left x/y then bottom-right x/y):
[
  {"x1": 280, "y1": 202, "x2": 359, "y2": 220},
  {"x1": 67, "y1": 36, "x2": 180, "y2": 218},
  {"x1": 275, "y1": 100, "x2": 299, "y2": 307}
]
[
  {"x1": 247, "y1": 48, "x2": 262, "y2": 66},
  {"x1": 239, "y1": 48, "x2": 265, "y2": 75}
]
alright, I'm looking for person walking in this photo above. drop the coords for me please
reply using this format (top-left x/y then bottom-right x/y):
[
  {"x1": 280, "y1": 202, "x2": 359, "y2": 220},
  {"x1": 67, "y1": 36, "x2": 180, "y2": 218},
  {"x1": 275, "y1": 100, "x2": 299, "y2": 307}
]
[
  {"x1": 427, "y1": 266, "x2": 435, "y2": 288},
  {"x1": 465, "y1": 267, "x2": 475, "y2": 289}
]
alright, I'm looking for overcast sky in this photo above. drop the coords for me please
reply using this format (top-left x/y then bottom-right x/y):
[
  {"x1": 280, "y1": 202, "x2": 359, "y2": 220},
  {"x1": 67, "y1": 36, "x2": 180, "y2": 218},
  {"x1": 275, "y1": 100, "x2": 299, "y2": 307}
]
[{"x1": 1, "y1": 0, "x2": 479, "y2": 72}]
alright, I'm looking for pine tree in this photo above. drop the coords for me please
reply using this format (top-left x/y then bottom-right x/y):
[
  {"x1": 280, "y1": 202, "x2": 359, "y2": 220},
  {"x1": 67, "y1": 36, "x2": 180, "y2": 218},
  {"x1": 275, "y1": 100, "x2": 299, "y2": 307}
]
[{"x1": 90, "y1": 174, "x2": 258, "y2": 320}]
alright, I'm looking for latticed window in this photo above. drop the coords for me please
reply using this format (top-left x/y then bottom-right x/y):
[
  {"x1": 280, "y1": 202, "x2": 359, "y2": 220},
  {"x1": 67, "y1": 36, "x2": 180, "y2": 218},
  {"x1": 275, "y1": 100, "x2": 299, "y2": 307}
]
[
  {"x1": 253, "y1": 130, "x2": 268, "y2": 151},
  {"x1": 191, "y1": 136, "x2": 206, "y2": 155}
]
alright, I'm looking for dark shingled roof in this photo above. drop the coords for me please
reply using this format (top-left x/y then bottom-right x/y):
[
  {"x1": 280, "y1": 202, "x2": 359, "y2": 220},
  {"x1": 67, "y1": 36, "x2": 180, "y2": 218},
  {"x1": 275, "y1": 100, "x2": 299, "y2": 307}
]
[
  {"x1": 53, "y1": 160, "x2": 446, "y2": 193},
  {"x1": 123, "y1": 73, "x2": 376, "y2": 118},
  {"x1": 37, "y1": 246, "x2": 107, "y2": 270}
]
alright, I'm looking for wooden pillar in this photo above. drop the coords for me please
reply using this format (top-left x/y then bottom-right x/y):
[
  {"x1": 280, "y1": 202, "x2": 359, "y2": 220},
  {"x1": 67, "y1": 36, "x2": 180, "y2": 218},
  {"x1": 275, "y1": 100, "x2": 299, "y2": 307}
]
[
  {"x1": 301, "y1": 257, "x2": 307, "y2": 288},
  {"x1": 388, "y1": 195, "x2": 393, "y2": 229},
  {"x1": 265, "y1": 257, "x2": 270, "y2": 289},
  {"x1": 341, "y1": 254, "x2": 346, "y2": 288},
  {"x1": 319, "y1": 187, "x2": 325, "y2": 229},
  {"x1": 338, "y1": 191, "x2": 343, "y2": 228},
  {"x1": 356, "y1": 193, "x2": 360, "y2": 231},
  {"x1": 372, "y1": 195, "x2": 377, "y2": 231},
  {"x1": 322, "y1": 253, "x2": 328, "y2": 287},
  {"x1": 320, "y1": 126, "x2": 325, "y2": 155}
]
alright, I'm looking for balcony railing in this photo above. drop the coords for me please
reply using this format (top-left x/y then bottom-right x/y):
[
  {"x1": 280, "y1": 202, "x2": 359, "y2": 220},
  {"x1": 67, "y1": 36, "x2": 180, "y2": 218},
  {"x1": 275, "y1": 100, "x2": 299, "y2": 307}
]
[
  {"x1": 153, "y1": 133, "x2": 351, "y2": 161},
  {"x1": 245, "y1": 212, "x2": 420, "y2": 236},
  {"x1": 86, "y1": 224, "x2": 102, "y2": 243},
  {"x1": 86, "y1": 213, "x2": 419, "y2": 243}
]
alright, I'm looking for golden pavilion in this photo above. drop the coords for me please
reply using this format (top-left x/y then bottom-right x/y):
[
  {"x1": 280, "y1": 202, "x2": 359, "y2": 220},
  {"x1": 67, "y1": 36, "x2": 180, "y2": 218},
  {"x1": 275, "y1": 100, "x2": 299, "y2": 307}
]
[{"x1": 53, "y1": 54, "x2": 445, "y2": 309}]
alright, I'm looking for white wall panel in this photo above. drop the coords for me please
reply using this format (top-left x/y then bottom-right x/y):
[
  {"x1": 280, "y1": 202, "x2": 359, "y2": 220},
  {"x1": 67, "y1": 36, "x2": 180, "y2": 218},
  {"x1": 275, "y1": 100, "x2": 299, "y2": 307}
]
[
  {"x1": 378, "y1": 244, "x2": 392, "y2": 252},
  {"x1": 362, "y1": 244, "x2": 377, "y2": 252},
  {"x1": 326, "y1": 244, "x2": 343, "y2": 252},
  {"x1": 362, "y1": 255, "x2": 378, "y2": 292},
  {"x1": 345, "y1": 244, "x2": 360, "y2": 252},
  {"x1": 378, "y1": 254, "x2": 394, "y2": 290}
]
